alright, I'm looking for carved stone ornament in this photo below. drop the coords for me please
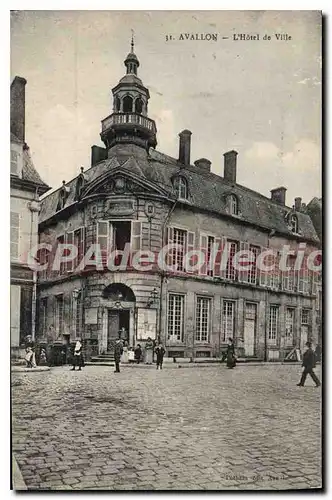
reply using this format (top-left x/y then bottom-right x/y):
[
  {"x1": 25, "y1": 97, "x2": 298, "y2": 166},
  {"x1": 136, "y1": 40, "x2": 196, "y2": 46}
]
[
  {"x1": 144, "y1": 201, "x2": 156, "y2": 219},
  {"x1": 114, "y1": 177, "x2": 126, "y2": 193}
]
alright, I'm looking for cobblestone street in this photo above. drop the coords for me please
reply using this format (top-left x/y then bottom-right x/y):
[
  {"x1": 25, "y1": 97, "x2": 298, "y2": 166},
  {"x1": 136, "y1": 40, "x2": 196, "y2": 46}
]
[{"x1": 11, "y1": 364, "x2": 322, "y2": 491}]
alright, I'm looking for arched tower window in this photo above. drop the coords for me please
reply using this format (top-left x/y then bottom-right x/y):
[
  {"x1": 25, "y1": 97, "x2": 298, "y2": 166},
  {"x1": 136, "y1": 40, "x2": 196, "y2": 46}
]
[
  {"x1": 114, "y1": 96, "x2": 121, "y2": 112},
  {"x1": 123, "y1": 95, "x2": 133, "y2": 113},
  {"x1": 290, "y1": 214, "x2": 298, "y2": 233},
  {"x1": 135, "y1": 98, "x2": 143, "y2": 114}
]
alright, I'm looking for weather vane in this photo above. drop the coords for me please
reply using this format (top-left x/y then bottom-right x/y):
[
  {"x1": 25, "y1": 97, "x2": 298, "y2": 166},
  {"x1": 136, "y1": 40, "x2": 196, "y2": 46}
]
[{"x1": 131, "y1": 29, "x2": 134, "y2": 52}]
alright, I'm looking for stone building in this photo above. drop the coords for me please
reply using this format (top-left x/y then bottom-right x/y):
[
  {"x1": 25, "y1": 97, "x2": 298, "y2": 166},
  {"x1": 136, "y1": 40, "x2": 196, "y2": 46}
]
[
  {"x1": 36, "y1": 43, "x2": 321, "y2": 361},
  {"x1": 305, "y1": 197, "x2": 322, "y2": 347},
  {"x1": 10, "y1": 76, "x2": 50, "y2": 354}
]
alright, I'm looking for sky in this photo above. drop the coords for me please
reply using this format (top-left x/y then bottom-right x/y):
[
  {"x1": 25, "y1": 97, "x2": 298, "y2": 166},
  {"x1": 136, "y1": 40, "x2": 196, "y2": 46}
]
[{"x1": 10, "y1": 10, "x2": 321, "y2": 205}]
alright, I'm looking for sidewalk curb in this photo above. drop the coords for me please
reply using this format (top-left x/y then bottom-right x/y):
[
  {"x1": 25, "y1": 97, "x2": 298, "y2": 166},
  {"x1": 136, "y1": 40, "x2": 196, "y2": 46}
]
[
  {"x1": 11, "y1": 366, "x2": 51, "y2": 373},
  {"x1": 85, "y1": 361, "x2": 304, "y2": 368},
  {"x1": 12, "y1": 455, "x2": 27, "y2": 490}
]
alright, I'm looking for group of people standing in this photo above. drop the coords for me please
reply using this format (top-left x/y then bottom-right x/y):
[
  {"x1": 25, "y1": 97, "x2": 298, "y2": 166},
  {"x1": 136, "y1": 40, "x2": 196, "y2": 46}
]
[{"x1": 113, "y1": 337, "x2": 166, "y2": 373}]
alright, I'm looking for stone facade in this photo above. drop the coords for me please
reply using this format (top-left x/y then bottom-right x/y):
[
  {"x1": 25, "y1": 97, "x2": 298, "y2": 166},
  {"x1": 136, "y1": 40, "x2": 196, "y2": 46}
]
[
  {"x1": 10, "y1": 76, "x2": 50, "y2": 354},
  {"x1": 36, "y1": 44, "x2": 321, "y2": 361}
]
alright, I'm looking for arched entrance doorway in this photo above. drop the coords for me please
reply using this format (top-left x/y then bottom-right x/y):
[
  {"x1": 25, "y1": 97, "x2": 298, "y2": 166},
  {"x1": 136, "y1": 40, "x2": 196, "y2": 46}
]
[{"x1": 102, "y1": 283, "x2": 136, "y2": 352}]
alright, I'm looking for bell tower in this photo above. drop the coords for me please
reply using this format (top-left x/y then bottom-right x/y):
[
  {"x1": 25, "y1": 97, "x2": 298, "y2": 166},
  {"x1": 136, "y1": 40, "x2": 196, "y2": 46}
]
[{"x1": 100, "y1": 35, "x2": 157, "y2": 151}]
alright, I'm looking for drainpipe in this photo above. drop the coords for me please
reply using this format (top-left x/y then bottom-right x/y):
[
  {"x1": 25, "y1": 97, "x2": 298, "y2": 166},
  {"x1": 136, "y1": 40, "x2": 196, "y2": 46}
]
[
  {"x1": 28, "y1": 190, "x2": 41, "y2": 341},
  {"x1": 264, "y1": 229, "x2": 276, "y2": 362},
  {"x1": 158, "y1": 198, "x2": 178, "y2": 343}
]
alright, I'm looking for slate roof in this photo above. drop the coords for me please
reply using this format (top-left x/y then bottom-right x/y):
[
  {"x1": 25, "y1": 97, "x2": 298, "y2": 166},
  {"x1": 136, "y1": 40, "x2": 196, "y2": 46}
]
[
  {"x1": 11, "y1": 133, "x2": 50, "y2": 193},
  {"x1": 22, "y1": 147, "x2": 50, "y2": 189},
  {"x1": 39, "y1": 145, "x2": 320, "y2": 243}
]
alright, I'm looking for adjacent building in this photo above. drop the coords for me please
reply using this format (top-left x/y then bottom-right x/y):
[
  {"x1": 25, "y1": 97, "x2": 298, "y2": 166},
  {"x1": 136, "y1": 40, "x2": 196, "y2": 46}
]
[
  {"x1": 10, "y1": 76, "x2": 50, "y2": 356},
  {"x1": 36, "y1": 43, "x2": 321, "y2": 361}
]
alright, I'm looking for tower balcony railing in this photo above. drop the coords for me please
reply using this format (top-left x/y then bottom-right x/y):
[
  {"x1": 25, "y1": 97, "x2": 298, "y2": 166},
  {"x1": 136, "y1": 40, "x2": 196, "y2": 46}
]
[{"x1": 102, "y1": 112, "x2": 157, "y2": 134}]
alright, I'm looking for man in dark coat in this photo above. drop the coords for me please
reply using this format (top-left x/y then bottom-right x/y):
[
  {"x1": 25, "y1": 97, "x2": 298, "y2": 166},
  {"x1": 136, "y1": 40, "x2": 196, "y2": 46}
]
[
  {"x1": 297, "y1": 341, "x2": 321, "y2": 387},
  {"x1": 155, "y1": 342, "x2": 166, "y2": 370},
  {"x1": 114, "y1": 339, "x2": 123, "y2": 373}
]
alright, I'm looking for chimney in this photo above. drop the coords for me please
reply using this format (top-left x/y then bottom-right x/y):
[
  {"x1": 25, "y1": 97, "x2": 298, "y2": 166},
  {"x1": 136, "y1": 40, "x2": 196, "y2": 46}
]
[
  {"x1": 178, "y1": 130, "x2": 192, "y2": 165},
  {"x1": 223, "y1": 150, "x2": 238, "y2": 183},
  {"x1": 270, "y1": 187, "x2": 287, "y2": 206},
  {"x1": 10, "y1": 76, "x2": 27, "y2": 142},
  {"x1": 91, "y1": 145, "x2": 107, "y2": 166},
  {"x1": 194, "y1": 158, "x2": 211, "y2": 173},
  {"x1": 294, "y1": 197, "x2": 302, "y2": 211}
]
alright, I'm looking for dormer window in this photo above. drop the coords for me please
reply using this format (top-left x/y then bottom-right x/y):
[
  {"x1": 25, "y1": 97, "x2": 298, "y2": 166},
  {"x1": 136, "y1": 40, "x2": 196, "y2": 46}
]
[
  {"x1": 74, "y1": 168, "x2": 86, "y2": 201},
  {"x1": 56, "y1": 181, "x2": 70, "y2": 212},
  {"x1": 290, "y1": 214, "x2": 298, "y2": 233},
  {"x1": 172, "y1": 175, "x2": 188, "y2": 201},
  {"x1": 228, "y1": 194, "x2": 238, "y2": 215},
  {"x1": 178, "y1": 177, "x2": 188, "y2": 201}
]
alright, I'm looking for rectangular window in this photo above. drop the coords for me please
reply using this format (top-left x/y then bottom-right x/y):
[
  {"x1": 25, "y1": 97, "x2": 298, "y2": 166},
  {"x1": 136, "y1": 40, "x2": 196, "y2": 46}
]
[
  {"x1": 248, "y1": 245, "x2": 260, "y2": 284},
  {"x1": 11, "y1": 150, "x2": 18, "y2": 175},
  {"x1": 301, "y1": 309, "x2": 311, "y2": 325},
  {"x1": 38, "y1": 247, "x2": 50, "y2": 280},
  {"x1": 268, "y1": 305, "x2": 279, "y2": 341},
  {"x1": 75, "y1": 291, "x2": 83, "y2": 336},
  {"x1": 195, "y1": 297, "x2": 211, "y2": 342},
  {"x1": 298, "y1": 259, "x2": 310, "y2": 294},
  {"x1": 55, "y1": 295, "x2": 64, "y2": 335},
  {"x1": 39, "y1": 298, "x2": 48, "y2": 336},
  {"x1": 167, "y1": 294, "x2": 184, "y2": 341},
  {"x1": 173, "y1": 228, "x2": 186, "y2": 272},
  {"x1": 285, "y1": 308, "x2": 295, "y2": 345},
  {"x1": 283, "y1": 256, "x2": 297, "y2": 291},
  {"x1": 131, "y1": 221, "x2": 141, "y2": 251},
  {"x1": 225, "y1": 240, "x2": 238, "y2": 280},
  {"x1": 317, "y1": 289, "x2": 322, "y2": 312},
  {"x1": 57, "y1": 235, "x2": 65, "y2": 275},
  {"x1": 222, "y1": 300, "x2": 235, "y2": 342},
  {"x1": 10, "y1": 212, "x2": 20, "y2": 259},
  {"x1": 74, "y1": 228, "x2": 85, "y2": 270}
]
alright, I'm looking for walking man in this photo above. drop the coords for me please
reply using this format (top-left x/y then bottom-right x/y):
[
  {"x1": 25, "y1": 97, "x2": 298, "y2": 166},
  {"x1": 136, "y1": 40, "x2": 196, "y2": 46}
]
[
  {"x1": 297, "y1": 341, "x2": 321, "y2": 387},
  {"x1": 114, "y1": 339, "x2": 123, "y2": 373}
]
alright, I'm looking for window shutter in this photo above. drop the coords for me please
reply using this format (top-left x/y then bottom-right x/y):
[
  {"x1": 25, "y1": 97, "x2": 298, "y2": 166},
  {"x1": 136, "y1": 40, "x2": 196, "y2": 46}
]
[
  {"x1": 186, "y1": 231, "x2": 195, "y2": 273},
  {"x1": 272, "y1": 251, "x2": 280, "y2": 290},
  {"x1": 213, "y1": 237, "x2": 221, "y2": 277},
  {"x1": 10, "y1": 212, "x2": 20, "y2": 259},
  {"x1": 131, "y1": 221, "x2": 142, "y2": 251},
  {"x1": 219, "y1": 237, "x2": 228, "y2": 279},
  {"x1": 199, "y1": 234, "x2": 208, "y2": 275},
  {"x1": 167, "y1": 226, "x2": 174, "y2": 268},
  {"x1": 238, "y1": 241, "x2": 250, "y2": 283},
  {"x1": 259, "y1": 247, "x2": 269, "y2": 287},
  {"x1": 97, "y1": 220, "x2": 109, "y2": 266},
  {"x1": 66, "y1": 232, "x2": 74, "y2": 272},
  {"x1": 11, "y1": 150, "x2": 18, "y2": 175}
]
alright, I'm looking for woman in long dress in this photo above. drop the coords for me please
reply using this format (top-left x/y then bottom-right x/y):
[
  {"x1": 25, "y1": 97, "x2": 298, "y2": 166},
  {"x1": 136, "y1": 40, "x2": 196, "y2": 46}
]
[
  {"x1": 225, "y1": 338, "x2": 236, "y2": 369},
  {"x1": 24, "y1": 335, "x2": 36, "y2": 368},
  {"x1": 145, "y1": 337, "x2": 154, "y2": 364},
  {"x1": 121, "y1": 341, "x2": 129, "y2": 363},
  {"x1": 71, "y1": 339, "x2": 84, "y2": 371}
]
